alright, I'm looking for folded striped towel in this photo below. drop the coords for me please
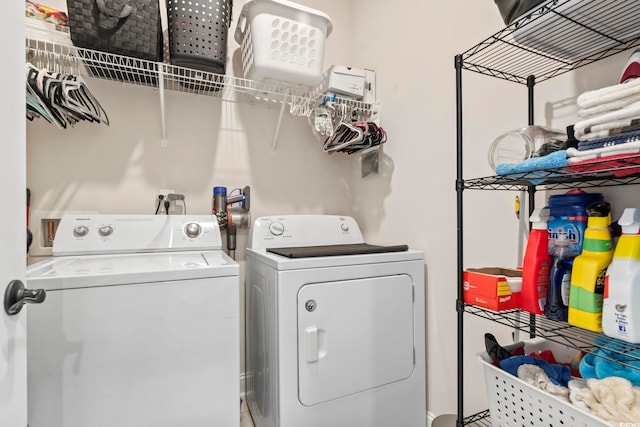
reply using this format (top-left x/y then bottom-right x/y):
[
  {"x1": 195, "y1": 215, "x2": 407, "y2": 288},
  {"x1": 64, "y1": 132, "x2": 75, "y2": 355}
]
[
  {"x1": 578, "y1": 129, "x2": 640, "y2": 151},
  {"x1": 574, "y1": 101, "x2": 640, "y2": 140},
  {"x1": 567, "y1": 140, "x2": 640, "y2": 163}
]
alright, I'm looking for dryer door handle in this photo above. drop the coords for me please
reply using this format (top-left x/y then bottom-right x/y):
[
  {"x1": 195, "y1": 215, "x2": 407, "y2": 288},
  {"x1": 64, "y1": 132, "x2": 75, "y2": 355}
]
[{"x1": 306, "y1": 326, "x2": 319, "y2": 362}]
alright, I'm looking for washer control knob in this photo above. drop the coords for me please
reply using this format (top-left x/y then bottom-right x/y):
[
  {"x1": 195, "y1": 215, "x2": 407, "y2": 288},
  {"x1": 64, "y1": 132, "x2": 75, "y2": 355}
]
[
  {"x1": 98, "y1": 226, "x2": 114, "y2": 237},
  {"x1": 184, "y1": 223, "x2": 202, "y2": 238},
  {"x1": 340, "y1": 223, "x2": 349, "y2": 232},
  {"x1": 269, "y1": 222, "x2": 285, "y2": 236},
  {"x1": 73, "y1": 225, "x2": 89, "y2": 237}
]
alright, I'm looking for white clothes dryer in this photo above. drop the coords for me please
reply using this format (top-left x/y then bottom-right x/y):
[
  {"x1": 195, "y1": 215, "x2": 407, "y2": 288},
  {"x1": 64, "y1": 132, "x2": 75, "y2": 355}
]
[
  {"x1": 26, "y1": 214, "x2": 240, "y2": 427},
  {"x1": 245, "y1": 215, "x2": 426, "y2": 427}
]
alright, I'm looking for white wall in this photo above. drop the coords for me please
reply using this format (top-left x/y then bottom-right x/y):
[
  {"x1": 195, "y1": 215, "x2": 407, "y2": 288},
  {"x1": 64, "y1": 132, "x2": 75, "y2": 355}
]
[
  {"x1": 348, "y1": 0, "x2": 639, "y2": 421},
  {"x1": 26, "y1": 0, "x2": 640, "y2": 422}
]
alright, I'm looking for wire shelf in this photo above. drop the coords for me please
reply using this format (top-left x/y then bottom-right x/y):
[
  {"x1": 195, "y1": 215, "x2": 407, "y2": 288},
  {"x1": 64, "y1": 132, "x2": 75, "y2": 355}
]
[
  {"x1": 465, "y1": 304, "x2": 640, "y2": 371},
  {"x1": 462, "y1": 0, "x2": 640, "y2": 85},
  {"x1": 463, "y1": 153, "x2": 640, "y2": 190},
  {"x1": 463, "y1": 410, "x2": 492, "y2": 426},
  {"x1": 24, "y1": 37, "x2": 377, "y2": 118}
]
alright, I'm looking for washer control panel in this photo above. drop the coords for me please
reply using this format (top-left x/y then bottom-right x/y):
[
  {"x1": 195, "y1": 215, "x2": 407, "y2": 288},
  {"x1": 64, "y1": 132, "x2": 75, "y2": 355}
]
[
  {"x1": 248, "y1": 215, "x2": 365, "y2": 250},
  {"x1": 53, "y1": 214, "x2": 222, "y2": 256}
]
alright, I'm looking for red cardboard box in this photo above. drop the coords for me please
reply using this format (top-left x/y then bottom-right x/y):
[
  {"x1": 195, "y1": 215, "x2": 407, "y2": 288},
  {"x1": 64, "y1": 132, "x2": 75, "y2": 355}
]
[{"x1": 463, "y1": 267, "x2": 522, "y2": 311}]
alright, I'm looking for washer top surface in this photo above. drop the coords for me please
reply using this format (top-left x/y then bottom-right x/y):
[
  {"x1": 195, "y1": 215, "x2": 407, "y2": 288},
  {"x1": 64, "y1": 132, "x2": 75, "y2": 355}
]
[
  {"x1": 27, "y1": 250, "x2": 238, "y2": 290},
  {"x1": 28, "y1": 214, "x2": 238, "y2": 289},
  {"x1": 246, "y1": 215, "x2": 423, "y2": 270}
]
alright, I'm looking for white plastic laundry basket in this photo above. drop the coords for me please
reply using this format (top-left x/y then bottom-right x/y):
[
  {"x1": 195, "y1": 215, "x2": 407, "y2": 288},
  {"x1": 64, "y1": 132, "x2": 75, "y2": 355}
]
[
  {"x1": 234, "y1": 0, "x2": 333, "y2": 87},
  {"x1": 477, "y1": 338, "x2": 608, "y2": 427}
]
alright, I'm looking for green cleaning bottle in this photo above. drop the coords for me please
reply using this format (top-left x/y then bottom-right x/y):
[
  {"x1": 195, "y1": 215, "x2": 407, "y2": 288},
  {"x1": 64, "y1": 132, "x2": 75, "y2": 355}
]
[{"x1": 568, "y1": 201, "x2": 614, "y2": 331}]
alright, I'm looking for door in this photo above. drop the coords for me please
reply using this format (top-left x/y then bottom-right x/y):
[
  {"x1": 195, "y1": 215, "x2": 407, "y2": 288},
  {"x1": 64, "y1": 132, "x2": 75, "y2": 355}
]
[
  {"x1": 1, "y1": 4, "x2": 28, "y2": 427},
  {"x1": 297, "y1": 275, "x2": 415, "y2": 406}
]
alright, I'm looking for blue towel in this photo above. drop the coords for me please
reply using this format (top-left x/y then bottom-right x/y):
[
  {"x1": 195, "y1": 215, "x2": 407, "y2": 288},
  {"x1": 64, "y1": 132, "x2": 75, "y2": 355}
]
[
  {"x1": 496, "y1": 150, "x2": 568, "y2": 175},
  {"x1": 500, "y1": 355, "x2": 572, "y2": 387},
  {"x1": 579, "y1": 336, "x2": 640, "y2": 386}
]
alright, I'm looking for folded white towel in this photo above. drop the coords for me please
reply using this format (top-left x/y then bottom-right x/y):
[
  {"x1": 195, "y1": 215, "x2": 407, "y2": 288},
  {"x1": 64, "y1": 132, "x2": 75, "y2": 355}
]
[
  {"x1": 574, "y1": 101, "x2": 640, "y2": 140},
  {"x1": 578, "y1": 93, "x2": 640, "y2": 117},
  {"x1": 578, "y1": 78, "x2": 640, "y2": 109},
  {"x1": 567, "y1": 141, "x2": 640, "y2": 163}
]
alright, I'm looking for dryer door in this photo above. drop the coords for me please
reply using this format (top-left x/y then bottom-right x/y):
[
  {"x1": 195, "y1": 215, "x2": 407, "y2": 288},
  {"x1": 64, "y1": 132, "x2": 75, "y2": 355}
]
[{"x1": 297, "y1": 275, "x2": 414, "y2": 406}]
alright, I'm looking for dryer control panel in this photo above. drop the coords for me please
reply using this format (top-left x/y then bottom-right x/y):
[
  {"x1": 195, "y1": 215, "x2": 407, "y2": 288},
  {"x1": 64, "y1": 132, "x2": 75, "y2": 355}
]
[
  {"x1": 248, "y1": 215, "x2": 365, "y2": 250},
  {"x1": 53, "y1": 214, "x2": 222, "y2": 256}
]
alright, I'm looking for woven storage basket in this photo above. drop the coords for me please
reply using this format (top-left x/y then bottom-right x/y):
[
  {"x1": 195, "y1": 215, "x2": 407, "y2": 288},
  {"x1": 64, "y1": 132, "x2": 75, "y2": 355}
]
[
  {"x1": 167, "y1": 0, "x2": 233, "y2": 75},
  {"x1": 477, "y1": 338, "x2": 609, "y2": 427},
  {"x1": 67, "y1": 0, "x2": 163, "y2": 61}
]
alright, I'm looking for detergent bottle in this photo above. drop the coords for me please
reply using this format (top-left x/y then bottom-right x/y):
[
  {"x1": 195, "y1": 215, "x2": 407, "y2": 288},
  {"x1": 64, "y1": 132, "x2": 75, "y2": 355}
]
[
  {"x1": 603, "y1": 208, "x2": 640, "y2": 343},
  {"x1": 545, "y1": 234, "x2": 575, "y2": 321},
  {"x1": 568, "y1": 201, "x2": 614, "y2": 331},
  {"x1": 521, "y1": 207, "x2": 551, "y2": 314}
]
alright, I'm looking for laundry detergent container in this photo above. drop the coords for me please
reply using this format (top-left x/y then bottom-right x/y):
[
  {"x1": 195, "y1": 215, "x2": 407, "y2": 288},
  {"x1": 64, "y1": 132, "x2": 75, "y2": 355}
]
[
  {"x1": 546, "y1": 190, "x2": 604, "y2": 255},
  {"x1": 235, "y1": 0, "x2": 333, "y2": 87}
]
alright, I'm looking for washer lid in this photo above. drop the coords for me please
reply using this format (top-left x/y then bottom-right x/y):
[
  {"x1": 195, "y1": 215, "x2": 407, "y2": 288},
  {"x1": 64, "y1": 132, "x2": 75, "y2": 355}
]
[{"x1": 27, "y1": 251, "x2": 239, "y2": 290}]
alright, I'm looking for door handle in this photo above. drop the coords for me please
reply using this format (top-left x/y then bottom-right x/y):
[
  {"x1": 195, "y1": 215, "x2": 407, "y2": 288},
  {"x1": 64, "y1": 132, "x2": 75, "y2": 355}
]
[
  {"x1": 4, "y1": 280, "x2": 46, "y2": 316},
  {"x1": 306, "y1": 326, "x2": 319, "y2": 362}
]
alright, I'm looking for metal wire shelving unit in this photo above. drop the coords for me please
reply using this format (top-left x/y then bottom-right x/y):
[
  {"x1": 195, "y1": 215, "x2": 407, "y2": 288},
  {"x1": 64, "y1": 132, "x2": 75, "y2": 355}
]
[
  {"x1": 466, "y1": 304, "x2": 640, "y2": 370},
  {"x1": 456, "y1": 1, "x2": 640, "y2": 425},
  {"x1": 464, "y1": 154, "x2": 640, "y2": 191},
  {"x1": 461, "y1": 0, "x2": 640, "y2": 85},
  {"x1": 25, "y1": 36, "x2": 377, "y2": 150}
]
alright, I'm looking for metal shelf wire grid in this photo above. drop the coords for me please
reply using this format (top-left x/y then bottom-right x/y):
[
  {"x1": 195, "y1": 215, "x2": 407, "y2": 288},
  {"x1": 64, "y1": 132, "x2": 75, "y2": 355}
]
[
  {"x1": 462, "y1": 0, "x2": 640, "y2": 85},
  {"x1": 463, "y1": 153, "x2": 640, "y2": 190},
  {"x1": 465, "y1": 304, "x2": 640, "y2": 371},
  {"x1": 25, "y1": 37, "x2": 376, "y2": 119},
  {"x1": 464, "y1": 410, "x2": 492, "y2": 426}
]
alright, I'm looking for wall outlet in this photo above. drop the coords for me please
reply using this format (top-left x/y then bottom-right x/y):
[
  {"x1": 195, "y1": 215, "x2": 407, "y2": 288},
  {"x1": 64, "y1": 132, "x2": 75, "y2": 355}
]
[
  {"x1": 29, "y1": 210, "x2": 97, "y2": 257},
  {"x1": 155, "y1": 189, "x2": 183, "y2": 215}
]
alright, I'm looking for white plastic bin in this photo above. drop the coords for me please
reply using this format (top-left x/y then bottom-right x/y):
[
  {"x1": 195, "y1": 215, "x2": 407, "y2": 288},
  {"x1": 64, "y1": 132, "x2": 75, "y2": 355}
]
[
  {"x1": 234, "y1": 0, "x2": 333, "y2": 87},
  {"x1": 477, "y1": 338, "x2": 609, "y2": 427}
]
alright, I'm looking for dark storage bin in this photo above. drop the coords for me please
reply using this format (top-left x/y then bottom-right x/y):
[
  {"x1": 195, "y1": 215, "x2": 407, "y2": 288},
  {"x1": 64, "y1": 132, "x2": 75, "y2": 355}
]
[
  {"x1": 67, "y1": 0, "x2": 163, "y2": 61},
  {"x1": 493, "y1": 0, "x2": 547, "y2": 25},
  {"x1": 67, "y1": 0, "x2": 162, "y2": 84},
  {"x1": 167, "y1": 0, "x2": 233, "y2": 75}
]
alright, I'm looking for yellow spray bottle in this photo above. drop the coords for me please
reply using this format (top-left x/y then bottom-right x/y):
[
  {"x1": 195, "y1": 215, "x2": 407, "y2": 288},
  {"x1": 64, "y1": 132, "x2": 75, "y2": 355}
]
[{"x1": 568, "y1": 201, "x2": 614, "y2": 331}]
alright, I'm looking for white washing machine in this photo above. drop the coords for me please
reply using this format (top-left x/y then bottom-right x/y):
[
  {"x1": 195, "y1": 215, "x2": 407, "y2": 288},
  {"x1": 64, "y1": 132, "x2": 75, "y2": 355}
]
[
  {"x1": 245, "y1": 215, "x2": 426, "y2": 427},
  {"x1": 26, "y1": 214, "x2": 240, "y2": 427}
]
